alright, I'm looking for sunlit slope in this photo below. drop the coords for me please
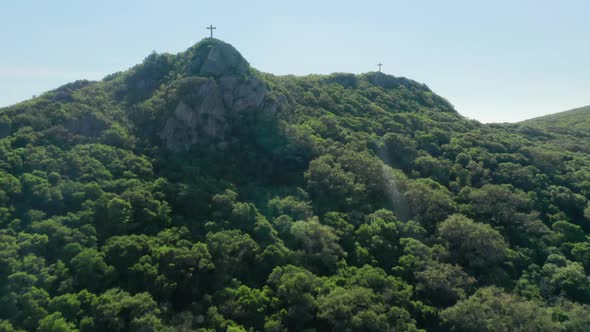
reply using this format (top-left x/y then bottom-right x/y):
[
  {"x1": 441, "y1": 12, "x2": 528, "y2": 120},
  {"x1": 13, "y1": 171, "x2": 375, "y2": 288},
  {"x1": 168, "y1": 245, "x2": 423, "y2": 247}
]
[{"x1": 521, "y1": 105, "x2": 590, "y2": 136}]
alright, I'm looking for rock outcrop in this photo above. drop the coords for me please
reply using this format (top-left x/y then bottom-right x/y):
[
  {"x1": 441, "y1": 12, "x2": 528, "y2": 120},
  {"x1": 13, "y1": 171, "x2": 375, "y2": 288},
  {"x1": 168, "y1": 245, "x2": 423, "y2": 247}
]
[
  {"x1": 187, "y1": 39, "x2": 250, "y2": 77},
  {"x1": 159, "y1": 40, "x2": 274, "y2": 151}
]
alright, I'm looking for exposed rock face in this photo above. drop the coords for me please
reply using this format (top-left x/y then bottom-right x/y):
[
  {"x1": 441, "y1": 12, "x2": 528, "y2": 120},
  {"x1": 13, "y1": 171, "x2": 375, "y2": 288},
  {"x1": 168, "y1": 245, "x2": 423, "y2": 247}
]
[
  {"x1": 188, "y1": 40, "x2": 250, "y2": 77},
  {"x1": 160, "y1": 78, "x2": 227, "y2": 151},
  {"x1": 159, "y1": 41, "x2": 274, "y2": 151},
  {"x1": 218, "y1": 75, "x2": 267, "y2": 112}
]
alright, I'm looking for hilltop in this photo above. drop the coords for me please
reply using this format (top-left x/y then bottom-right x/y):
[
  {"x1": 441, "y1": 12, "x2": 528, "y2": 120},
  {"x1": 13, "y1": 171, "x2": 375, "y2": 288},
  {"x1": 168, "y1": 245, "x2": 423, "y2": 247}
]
[
  {"x1": 510, "y1": 105, "x2": 590, "y2": 153},
  {"x1": 521, "y1": 105, "x2": 590, "y2": 135},
  {"x1": 0, "y1": 39, "x2": 589, "y2": 332}
]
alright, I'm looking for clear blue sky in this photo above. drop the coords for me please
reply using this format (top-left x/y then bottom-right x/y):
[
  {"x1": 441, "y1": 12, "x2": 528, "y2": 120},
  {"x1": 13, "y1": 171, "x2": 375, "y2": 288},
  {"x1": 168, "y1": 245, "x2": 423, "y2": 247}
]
[{"x1": 1, "y1": 0, "x2": 588, "y2": 122}]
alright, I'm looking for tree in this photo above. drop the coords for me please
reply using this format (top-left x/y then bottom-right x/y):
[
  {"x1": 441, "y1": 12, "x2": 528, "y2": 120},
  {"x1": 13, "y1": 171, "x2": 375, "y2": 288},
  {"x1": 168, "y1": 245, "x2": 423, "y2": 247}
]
[
  {"x1": 289, "y1": 219, "x2": 345, "y2": 274},
  {"x1": 335, "y1": 265, "x2": 414, "y2": 307},
  {"x1": 317, "y1": 286, "x2": 391, "y2": 331},
  {"x1": 267, "y1": 265, "x2": 320, "y2": 330},
  {"x1": 37, "y1": 312, "x2": 78, "y2": 332},
  {"x1": 218, "y1": 285, "x2": 271, "y2": 330},
  {"x1": 146, "y1": 242, "x2": 214, "y2": 306},
  {"x1": 120, "y1": 189, "x2": 171, "y2": 234},
  {"x1": 571, "y1": 242, "x2": 590, "y2": 271},
  {"x1": 0, "y1": 320, "x2": 24, "y2": 332},
  {"x1": 101, "y1": 234, "x2": 154, "y2": 277},
  {"x1": 441, "y1": 287, "x2": 558, "y2": 332},
  {"x1": 379, "y1": 133, "x2": 418, "y2": 170},
  {"x1": 355, "y1": 209, "x2": 400, "y2": 269},
  {"x1": 305, "y1": 155, "x2": 362, "y2": 212},
  {"x1": 413, "y1": 155, "x2": 452, "y2": 185},
  {"x1": 93, "y1": 195, "x2": 132, "y2": 236},
  {"x1": 541, "y1": 254, "x2": 590, "y2": 303},
  {"x1": 465, "y1": 184, "x2": 530, "y2": 227},
  {"x1": 48, "y1": 294, "x2": 81, "y2": 325},
  {"x1": 552, "y1": 221, "x2": 586, "y2": 244},
  {"x1": 555, "y1": 301, "x2": 590, "y2": 332},
  {"x1": 547, "y1": 185, "x2": 587, "y2": 217},
  {"x1": 437, "y1": 214, "x2": 507, "y2": 270},
  {"x1": 318, "y1": 265, "x2": 418, "y2": 331},
  {"x1": 415, "y1": 262, "x2": 475, "y2": 306},
  {"x1": 206, "y1": 230, "x2": 259, "y2": 283},
  {"x1": 92, "y1": 289, "x2": 167, "y2": 332},
  {"x1": 404, "y1": 179, "x2": 456, "y2": 230},
  {"x1": 395, "y1": 238, "x2": 436, "y2": 278},
  {"x1": 70, "y1": 249, "x2": 114, "y2": 292},
  {"x1": 13, "y1": 287, "x2": 50, "y2": 331},
  {"x1": 267, "y1": 195, "x2": 313, "y2": 221}
]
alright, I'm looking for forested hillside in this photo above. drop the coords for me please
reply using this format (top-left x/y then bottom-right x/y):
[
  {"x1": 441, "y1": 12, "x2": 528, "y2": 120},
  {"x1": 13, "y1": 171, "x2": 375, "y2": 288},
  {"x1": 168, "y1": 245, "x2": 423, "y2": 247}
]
[
  {"x1": 1, "y1": 39, "x2": 589, "y2": 331},
  {"x1": 521, "y1": 105, "x2": 590, "y2": 135},
  {"x1": 515, "y1": 105, "x2": 590, "y2": 153}
]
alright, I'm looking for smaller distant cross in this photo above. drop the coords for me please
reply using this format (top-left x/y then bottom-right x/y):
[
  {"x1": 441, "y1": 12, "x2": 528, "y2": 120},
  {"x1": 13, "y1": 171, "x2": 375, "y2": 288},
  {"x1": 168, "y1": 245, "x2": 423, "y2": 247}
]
[
  {"x1": 378, "y1": 63, "x2": 383, "y2": 72},
  {"x1": 207, "y1": 24, "x2": 216, "y2": 38}
]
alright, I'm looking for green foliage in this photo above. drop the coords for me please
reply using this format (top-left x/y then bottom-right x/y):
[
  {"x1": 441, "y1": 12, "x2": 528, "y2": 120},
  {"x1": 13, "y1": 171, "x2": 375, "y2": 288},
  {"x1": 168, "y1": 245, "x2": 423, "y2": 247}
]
[
  {"x1": 437, "y1": 214, "x2": 508, "y2": 270},
  {"x1": 441, "y1": 287, "x2": 559, "y2": 332},
  {"x1": 69, "y1": 249, "x2": 114, "y2": 292},
  {"x1": 288, "y1": 219, "x2": 345, "y2": 274},
  {"x1": 355, "y1": 209, "x2": 400, "y2": 269},
  {"x1": 1, "y1": 39, "x2": 590, "y2": 331},
  {"x1": 92, "y1": 289, "x2": 165, "y2": 332},
  {"x1": 541, "y1": 254, "x2": 590, "y2": 303},
  {"x1": 37, "y1": 313, "x2": 77, "y2": 332},
  {"x1": 520, "y1": 105, "x2": 590, "y2": 152},
  {"x1": 415, "y1": 262, "x2": 475, "y2": 306},
  {"x1": 266, "y1": 265, "x2": 320, "y2": 330},
  {"x1": 317, "y1": 286, "x2": 404, "y2": 331}
]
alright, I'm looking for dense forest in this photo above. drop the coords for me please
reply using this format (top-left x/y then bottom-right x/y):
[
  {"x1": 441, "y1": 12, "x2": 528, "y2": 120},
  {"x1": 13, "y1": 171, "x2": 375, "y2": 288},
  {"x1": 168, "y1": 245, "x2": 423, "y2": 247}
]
[
  {"x1": 1, "y1": 39, "x2": 589, "y2": 331},
  {"x1": 517, "y1": 105, "x2": 590, "y2": 153}
]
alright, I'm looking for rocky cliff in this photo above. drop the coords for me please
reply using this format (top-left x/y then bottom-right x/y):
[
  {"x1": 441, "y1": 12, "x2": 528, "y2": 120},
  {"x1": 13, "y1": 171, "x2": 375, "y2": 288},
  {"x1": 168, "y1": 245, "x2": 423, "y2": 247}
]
[{"x1": 158, "y1": 40, "x2": 274, "y2": 151}]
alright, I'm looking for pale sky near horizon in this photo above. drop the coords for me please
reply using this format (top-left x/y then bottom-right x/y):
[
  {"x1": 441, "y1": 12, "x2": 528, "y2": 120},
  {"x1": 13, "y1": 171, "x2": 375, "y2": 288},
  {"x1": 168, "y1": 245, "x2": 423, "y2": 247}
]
[{"x1": 1, "y1": 0, "x2": 588, "y2": 123}]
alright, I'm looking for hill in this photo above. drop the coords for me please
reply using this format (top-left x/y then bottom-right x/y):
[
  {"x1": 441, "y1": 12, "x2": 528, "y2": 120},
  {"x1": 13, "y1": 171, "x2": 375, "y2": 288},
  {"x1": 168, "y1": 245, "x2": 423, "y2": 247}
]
[
  {"x1": 521, "y1": 105, "x2": 590, "y2": 135},
  {"x1": 0, "y1": 39, "x2": 589, "y2": 332},
  {"x1": 509, "y1": 105, "x2": 590, "y2": 153}
]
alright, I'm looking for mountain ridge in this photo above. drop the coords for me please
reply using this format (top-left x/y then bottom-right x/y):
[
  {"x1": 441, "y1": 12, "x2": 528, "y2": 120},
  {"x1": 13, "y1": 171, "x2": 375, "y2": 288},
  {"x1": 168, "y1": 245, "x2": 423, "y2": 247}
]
[{"x1": 2, "y1": 39, "x2": 459, "y2": 155}]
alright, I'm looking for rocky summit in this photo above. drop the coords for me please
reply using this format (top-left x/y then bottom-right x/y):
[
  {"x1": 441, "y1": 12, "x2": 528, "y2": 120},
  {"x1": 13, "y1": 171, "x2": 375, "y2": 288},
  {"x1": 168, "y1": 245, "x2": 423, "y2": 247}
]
[{"x1": 159, "y1": 41, "x2": 272, "y2": 151}]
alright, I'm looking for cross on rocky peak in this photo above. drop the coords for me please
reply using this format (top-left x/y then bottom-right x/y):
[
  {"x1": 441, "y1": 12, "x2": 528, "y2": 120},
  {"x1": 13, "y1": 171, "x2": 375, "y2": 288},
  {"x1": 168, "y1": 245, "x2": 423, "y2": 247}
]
[
  {"x1": 207, "y1": 24, "x2": 216, "y2": 38},
  {"x1": 378, "y1": 63, "x2": 383, "y2": 72}
]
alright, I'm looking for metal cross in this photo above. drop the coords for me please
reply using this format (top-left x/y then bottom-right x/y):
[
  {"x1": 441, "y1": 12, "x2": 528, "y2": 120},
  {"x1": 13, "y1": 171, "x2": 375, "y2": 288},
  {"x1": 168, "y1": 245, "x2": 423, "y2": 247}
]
[
  {"x1": 378, "y1": 63, "x2": 383, "y2": 72},
  {"x1": 207, "y1": 24, "x2": 216, "y2": 38}
]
